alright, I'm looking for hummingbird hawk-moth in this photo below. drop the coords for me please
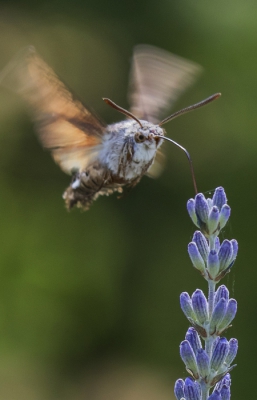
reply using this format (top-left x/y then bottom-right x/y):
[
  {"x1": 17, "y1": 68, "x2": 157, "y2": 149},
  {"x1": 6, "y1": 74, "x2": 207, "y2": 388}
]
[{"x1": 0, "y1": 45, "x2": 220, "y2": 210}]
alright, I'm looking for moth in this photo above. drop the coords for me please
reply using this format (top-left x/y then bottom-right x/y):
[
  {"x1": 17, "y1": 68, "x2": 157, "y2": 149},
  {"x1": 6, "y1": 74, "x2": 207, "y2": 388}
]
[{"x1": 0, "y1": 45, "x2": 220, "y2": 210}]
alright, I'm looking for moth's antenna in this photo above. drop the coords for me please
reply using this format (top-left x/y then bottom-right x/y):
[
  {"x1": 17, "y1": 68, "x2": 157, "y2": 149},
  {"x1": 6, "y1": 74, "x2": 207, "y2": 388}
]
[
  {"x1": 155, "y1": 135, "x2": 198, "y2": 194},
  {"x1": 159, "y1": 93, "x2": 221, "y2": 126},
  {"x1": 103, "y1": 98, "x2": 143, "y2": 128}
]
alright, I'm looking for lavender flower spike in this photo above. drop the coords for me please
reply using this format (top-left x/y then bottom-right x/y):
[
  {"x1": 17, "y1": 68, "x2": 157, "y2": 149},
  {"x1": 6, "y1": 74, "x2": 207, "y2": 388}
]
[{"x1": 175, "y1": 187, "x2": 238, "y2": 400}]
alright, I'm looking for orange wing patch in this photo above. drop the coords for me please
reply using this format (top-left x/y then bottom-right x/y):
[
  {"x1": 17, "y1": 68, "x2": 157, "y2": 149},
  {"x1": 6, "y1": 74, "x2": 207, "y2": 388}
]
[{"x1": 0, "y1": 46, "x2": 105, "y2": 174}]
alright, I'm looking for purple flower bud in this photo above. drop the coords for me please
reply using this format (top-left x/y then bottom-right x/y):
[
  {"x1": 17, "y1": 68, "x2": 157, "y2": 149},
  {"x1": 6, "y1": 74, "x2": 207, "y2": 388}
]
[
  {"x1": 209, "y1": 298, "x2": 227, "y2": 334},
  {"x1": 184, "y1": 377, "x2": 201, "y2": 400},
  {"x1": 188, "y1": 242, "x2": 206, "y2": 274},
  {"x1": 225, "y1": 338, "x2": 238, "y2": 366},
  {"x1": 216, "y1": 374, "x2": 231, "y2": 400},
  {"x1": 214, "y1": 285, "x2": 229, "y2": 306},
  {"x1": 196, "y1": 348, "x2": 210, "y2": 378},
  {"x1": 207, "y1": 197, "x2": 213, "y2": 208},
  {"x1": 208, "y1": 389, "x2": 222, "y2": 400},
  {"x1": 221, "y1": 373, "x2": 231, "y2": 387},
  {"x1": 220, "y1": 385, "x2": 231, "y2": 400},
  {"x1": 219, "y1": 204, "x2": 231, "y2": 229},
  {"x1": 207, "y1": 250, "x2": 220, "y2": 279},
  {"x1": 180, "y1": 292, "x2": 195, "y2": 320},
  {"x1": 210, "y1": 337, "x2": 229, "y2": 371},
  {"x1": 231, "y1": 239, "x2": 238, "y2": 260},
  {"x1": 217, "y1": 299, "x2": 237, "y2": 332},
  {"x1": 180, "y1": 341, "x2": 199, "y2": 377},
  {"x1": 212, "y1": 187, "x2": 227, "y2": 211},
  {"x1": 185, "y1": 328, "x2": 202, "y2": 355},
  {"x1": 187, "y1": 199, "x2": 198, "y2": 227},
  {"x1": 192, "y1": 289, "x2": 209, "y2": 324},
  {"x1": 218, "y1": 240, "x2": 233, "y2": 272},
  {"x1": 215, "y1": 237, "x2": 220, "y2": 252},
  {"x1": 208, "y1": 206, "x2": 220, "y2": 234},
  {"x1": 174, "y1": 379, "x2": 185, "y2": 400},
  {"x1": 195, "y1": 193, "x2": 209, "y2": 224},
  {"x1": 192, "y1": 231, "x2": 209, "y2": 262},
  {"x1": 215, "y1": 373, "x2": 231, "y2": 391}
]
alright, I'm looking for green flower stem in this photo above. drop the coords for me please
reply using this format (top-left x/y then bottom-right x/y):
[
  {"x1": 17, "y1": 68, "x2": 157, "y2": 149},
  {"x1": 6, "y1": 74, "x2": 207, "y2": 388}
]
[{"x1": 208, "y1": 280, "x2": 216, "y2": 319}]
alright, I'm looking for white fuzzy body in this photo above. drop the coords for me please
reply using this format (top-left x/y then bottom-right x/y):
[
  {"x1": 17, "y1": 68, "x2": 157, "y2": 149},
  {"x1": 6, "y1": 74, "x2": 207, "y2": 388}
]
[
  {"x1": 66, "y1": 119, "x2": 164, "y2": 210},
  {"x1": 99, "y1": 119, "x2": 164, "y2": 181}
]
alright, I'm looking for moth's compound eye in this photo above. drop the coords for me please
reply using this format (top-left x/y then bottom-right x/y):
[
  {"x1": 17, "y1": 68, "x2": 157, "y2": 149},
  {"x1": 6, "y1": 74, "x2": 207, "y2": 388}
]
[{"x1": 135, "y1": 132, "x2": 146, "y2": 143}]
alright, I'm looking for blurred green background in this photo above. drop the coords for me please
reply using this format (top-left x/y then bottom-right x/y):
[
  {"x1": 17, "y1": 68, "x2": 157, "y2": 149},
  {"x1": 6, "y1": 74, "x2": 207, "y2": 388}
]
[{"x1": 0, "y1": 0, "x2": 254, "y2": 398}]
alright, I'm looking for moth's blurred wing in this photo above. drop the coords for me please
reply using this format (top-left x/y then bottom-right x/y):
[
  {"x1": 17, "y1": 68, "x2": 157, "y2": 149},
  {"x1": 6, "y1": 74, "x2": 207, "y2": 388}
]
[
  {"x1": 128, "y1": 44, "x2": 202, "y2": 124},
  {"x1": 0, "y1": 46, "x2": 105, "y2": 174}
]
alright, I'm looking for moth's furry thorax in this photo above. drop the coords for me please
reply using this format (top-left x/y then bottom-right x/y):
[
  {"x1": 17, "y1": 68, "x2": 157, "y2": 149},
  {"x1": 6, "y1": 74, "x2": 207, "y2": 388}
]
[{"x1": 100, "y1": 119, "x2": 164, "y2": 180}]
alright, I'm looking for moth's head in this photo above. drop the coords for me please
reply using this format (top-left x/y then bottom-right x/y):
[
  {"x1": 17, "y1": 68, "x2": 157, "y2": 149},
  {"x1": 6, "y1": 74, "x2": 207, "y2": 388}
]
[
  {"x1": 133, "y1": 120, "x2": 164, "y2": 149},
  {"x1": 103, "y1": 98, "x2": 166, "y2": 149}
]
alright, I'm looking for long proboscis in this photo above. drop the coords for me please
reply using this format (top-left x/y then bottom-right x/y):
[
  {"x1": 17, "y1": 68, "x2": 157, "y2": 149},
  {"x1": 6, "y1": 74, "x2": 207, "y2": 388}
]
[
  {"x1": 159, "y1": 93, "x2": 221, "y2": 126},
  {"x1": 154, "y1": 135, "x2": 198, "y2": 195}
]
